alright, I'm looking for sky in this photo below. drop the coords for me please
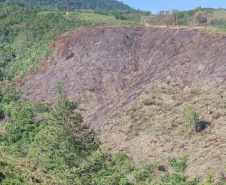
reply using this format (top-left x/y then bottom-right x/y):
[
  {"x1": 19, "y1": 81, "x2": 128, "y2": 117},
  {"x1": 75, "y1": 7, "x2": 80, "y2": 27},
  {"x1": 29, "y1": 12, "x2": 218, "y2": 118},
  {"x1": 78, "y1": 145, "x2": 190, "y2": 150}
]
[{"x1": 121, "y1": 0, "x2": 226, "y2": 13}]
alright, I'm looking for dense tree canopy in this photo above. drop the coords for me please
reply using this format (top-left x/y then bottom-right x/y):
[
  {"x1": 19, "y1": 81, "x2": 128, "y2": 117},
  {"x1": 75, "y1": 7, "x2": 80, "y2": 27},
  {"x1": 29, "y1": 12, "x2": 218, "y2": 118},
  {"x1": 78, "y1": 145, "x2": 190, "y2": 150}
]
[{"x1": 1, "y1": 0, "x2": 134, "y2": 11}]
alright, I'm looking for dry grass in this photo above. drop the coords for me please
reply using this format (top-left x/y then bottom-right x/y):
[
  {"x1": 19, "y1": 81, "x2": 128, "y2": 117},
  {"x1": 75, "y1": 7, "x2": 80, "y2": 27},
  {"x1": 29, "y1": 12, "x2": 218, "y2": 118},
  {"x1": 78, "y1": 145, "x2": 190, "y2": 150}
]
[
  {"x1": 100, "y1": 81, "x2": 226, "y2": 182},
  {"x1": 213, "y1": 10, "x2": 226, "y2": 19}
]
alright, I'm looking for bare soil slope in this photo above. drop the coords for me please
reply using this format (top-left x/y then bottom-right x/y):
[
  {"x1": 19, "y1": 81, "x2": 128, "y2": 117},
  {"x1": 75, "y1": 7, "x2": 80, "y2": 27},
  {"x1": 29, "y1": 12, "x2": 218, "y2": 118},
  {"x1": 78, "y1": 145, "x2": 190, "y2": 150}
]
[
  {"x1": 21, "y1": 27, "x2": 226, "y2": 181},
  {"x1": 21, "y1": 27, "x2": 226, "y2": 129}
]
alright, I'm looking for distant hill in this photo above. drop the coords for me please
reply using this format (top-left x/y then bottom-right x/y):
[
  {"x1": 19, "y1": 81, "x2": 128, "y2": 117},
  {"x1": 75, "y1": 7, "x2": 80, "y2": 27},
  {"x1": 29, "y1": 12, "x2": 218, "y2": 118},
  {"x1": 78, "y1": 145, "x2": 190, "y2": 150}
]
[{"x1": 6, "y1": 0, "x2": 134, "y2": 11}]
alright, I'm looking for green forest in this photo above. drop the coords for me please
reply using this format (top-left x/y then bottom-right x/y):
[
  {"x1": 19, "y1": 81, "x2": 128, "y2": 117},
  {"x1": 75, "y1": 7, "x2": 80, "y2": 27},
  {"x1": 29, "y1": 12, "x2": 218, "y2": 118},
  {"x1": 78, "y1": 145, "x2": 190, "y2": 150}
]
[
  {"x1": 0, "y1": 0, "x2": 133, "y2": 11},
  {"x1": 0, "y1": 1, "x2": 226, "y2": 184}
]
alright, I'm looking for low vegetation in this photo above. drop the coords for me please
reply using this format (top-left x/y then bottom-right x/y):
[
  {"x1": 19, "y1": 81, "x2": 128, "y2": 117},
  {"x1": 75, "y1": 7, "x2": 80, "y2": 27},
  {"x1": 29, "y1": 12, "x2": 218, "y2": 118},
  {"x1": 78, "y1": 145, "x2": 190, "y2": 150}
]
[
  {"x1": 0, "y1": 3, "x2": 140, "y2": 83},
  {"x1": 143, "y1": 7, "x2": 226, "y2": 33},
  {"x1": 0, "y1": 1, "x2": 226, "y2": 184},
  {"x1": 1, "y1": 0, "x2": 133, "y2": 11},
  {"x1": 101, "y1": 82, "x2": 226, "y2": 183},
  {"x1": 0, "y1": 96, "x2": 224, "y2": 184}
]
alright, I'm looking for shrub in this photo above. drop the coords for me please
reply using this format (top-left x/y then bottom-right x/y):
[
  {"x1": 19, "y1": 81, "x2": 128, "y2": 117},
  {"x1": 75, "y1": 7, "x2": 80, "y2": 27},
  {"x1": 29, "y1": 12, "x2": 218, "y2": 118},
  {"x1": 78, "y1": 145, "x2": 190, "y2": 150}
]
[
  {"x1": 184, "y1": 106, "x2": 201, "y2": 133},
  {"x1": 169, "y1": 156, "x2": 187, "y2": 172}
]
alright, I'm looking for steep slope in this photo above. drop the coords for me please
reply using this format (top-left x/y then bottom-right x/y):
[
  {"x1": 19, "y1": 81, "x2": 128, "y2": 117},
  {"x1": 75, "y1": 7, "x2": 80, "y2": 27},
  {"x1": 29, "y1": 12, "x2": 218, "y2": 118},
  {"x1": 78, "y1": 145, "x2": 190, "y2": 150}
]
[
  {"x1": 20, "y1": 26, "x2": 226, "y2": 181},
  {"x1": 101, "y1": 81, "x2": 226, "y2": 181},
  {"x1": 21, "y1": 27, "x2": 226, "y2": 128}
]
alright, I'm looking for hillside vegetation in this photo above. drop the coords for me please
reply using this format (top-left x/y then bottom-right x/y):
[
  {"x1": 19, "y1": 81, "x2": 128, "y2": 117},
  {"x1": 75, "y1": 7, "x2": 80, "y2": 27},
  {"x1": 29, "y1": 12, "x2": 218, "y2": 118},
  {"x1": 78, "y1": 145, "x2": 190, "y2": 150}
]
[
  {"x1": 1, "y1": 0, "x2": 133, "y2": 11},
  {"x1": 143, "y1": 7, "x2": 226, "y2": 32},
  {"x1": 101, "y1": 81, "x2": 226, "y2": 182},
  {"x1": 0, "y1": 3, "x2": 138, "y2": 82},
  {"x1": 0, "y1": 1, "x2": 226, "y2": 185},
  {"x1": 20, "y1": 26, "x2": 226, "y2": 184}
]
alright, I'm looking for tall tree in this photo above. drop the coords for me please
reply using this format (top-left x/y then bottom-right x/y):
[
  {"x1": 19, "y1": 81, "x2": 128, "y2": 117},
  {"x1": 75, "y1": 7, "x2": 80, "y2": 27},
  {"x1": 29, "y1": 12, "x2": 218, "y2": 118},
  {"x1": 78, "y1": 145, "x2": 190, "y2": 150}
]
[
  {"x1": 194, "y1": 11, "x2": 207, "y2": 25},
  {"x1": 172, "y1": 9, "x2": 179, "y2": 25},
  {"x1": 36, "y1": 99, "x2": 99, "y2": 173}
]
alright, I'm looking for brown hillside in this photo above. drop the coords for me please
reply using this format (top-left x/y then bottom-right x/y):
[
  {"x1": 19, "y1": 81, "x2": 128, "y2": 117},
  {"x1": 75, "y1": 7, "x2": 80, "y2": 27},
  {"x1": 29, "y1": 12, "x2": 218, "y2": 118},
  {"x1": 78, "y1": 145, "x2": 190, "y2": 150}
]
[
  {"x1": 21, "y1": 27, "x2": 226, "y2": 128},
  {"x1": 101, "y1": 81, "x2": 226, "y2": 182},
  {"x1": 21, "y1": 26, "x2": 226, "y2": 181}
]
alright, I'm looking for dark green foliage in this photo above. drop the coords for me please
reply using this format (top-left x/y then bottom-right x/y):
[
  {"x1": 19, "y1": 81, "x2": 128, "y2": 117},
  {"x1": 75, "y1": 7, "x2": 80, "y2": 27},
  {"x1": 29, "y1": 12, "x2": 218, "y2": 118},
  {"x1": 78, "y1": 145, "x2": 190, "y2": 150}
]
[
  {"x1": 0, "y1": 171, "x2": 5, "y2": 183},
  {"x1": 169, "y1": 157, "x2": 187, "y2": 173},
  {"x1": 195, "y1": 121, "x2": 210, "y2": 132},
  {"x1": 163, "y1": 173, "x2": 196, "y2": 185},
  {"x1": 177, "y1": 8, "x2": 213, "y2": 25},
  {"x1": 113, "y1": 12, "x2": 128, "y2": 20},
  {"x1": 37, "y1": 99, "x2": 99, "y2": 172},
  {"x1": 0, "y1": 3, "x2": 224, "y2": 184},
  {"x1": 177, "y1": 9, "x2": 196, "y2": 25},
  {"x1": 0, "y1": 6, "x2": 83, "y2": 80},
  {"x1": 0, "y1": 6, "x2": 77, "y2": 80},
  {"x1": 0, "y1": 4, "x2": 140, "y2": 82},
  {"x1": 0, "y1": 86, "x2": 51, "y2": 146},
  {"x1": 3, "y1": 0, "x2": 134, "y2": 11},
  {"x1": 3, "y1": 102, "x2": 35, "y2": 144},
  {"x1": 0, "y1": 96, "x2": 222, "y2": 184},
  {"x1": 209, "y1": 18, "x2": 226, "y2": 26}
]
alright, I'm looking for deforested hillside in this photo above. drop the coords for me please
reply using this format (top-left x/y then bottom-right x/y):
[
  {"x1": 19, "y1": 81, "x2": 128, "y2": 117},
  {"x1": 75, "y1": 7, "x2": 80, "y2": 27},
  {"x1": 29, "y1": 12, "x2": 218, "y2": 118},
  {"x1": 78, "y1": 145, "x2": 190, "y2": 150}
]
[
  {"x1": 101, "y1": 81, "x2": 226, "y2": 182},
  {"x1": 2, "y1": 0, "x2": 226, "y2": 183},
  {"x1": 21, "y1": 27, "x2": 226, "y2": 128},
  {"x1": 20, "y1": 27, "x2": 226, "y2": 181}
]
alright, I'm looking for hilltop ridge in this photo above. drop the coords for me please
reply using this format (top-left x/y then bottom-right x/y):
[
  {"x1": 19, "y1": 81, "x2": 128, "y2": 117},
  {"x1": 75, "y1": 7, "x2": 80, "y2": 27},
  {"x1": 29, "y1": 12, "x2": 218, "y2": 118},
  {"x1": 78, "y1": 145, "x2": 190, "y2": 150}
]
[{"x1": 4, "y1": 0, "x2": 134, "y2": 11}]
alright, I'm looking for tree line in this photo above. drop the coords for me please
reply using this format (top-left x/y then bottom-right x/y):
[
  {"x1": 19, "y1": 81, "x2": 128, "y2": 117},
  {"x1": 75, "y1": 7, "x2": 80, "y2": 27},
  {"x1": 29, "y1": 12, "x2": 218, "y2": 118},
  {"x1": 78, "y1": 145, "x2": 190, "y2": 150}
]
[
  {"x1": 150, "y1": 8, "x2": 226, "y2": 27},
  {"x1": 1, "y1": 0, "x2": 134, "y2": 11}
]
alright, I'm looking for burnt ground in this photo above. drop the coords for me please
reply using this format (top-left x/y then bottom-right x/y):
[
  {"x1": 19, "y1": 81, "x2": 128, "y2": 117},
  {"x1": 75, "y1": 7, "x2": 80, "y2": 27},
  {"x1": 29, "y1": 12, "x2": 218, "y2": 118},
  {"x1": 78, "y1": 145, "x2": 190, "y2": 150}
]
[
  {"x1": 20, "y1": 26, "x2": 226, "y2": 181},
  {"x1": 21, "y1": 27, "x2": 226, "y2": 129}
]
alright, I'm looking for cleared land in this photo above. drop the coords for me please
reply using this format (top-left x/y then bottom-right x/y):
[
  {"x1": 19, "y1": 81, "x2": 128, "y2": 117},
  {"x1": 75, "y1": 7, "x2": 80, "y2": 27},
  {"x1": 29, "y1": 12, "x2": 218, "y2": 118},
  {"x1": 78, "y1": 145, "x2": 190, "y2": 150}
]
[{"x1": 21, "y1": 26, "x2": 226, "y2": 181}]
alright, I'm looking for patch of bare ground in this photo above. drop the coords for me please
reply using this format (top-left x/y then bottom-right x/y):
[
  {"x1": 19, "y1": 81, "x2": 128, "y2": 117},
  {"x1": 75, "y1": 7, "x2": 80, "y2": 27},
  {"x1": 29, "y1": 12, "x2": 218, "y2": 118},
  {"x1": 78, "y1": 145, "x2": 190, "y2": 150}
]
[
  {"x1": 21, "y1": 26, "x2": 226, "y2": 128},
  {"x1": 20, "y1": 26, "x2": 226, "y2": 181}
]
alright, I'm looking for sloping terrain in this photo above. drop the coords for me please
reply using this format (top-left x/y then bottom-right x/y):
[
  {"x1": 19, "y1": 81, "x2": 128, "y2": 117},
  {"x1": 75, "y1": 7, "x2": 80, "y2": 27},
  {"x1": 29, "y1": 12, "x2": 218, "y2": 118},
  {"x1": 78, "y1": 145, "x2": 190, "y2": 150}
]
[
  {"x1": 21, "y1": 27, "x2": 226, "y2": 181},
  {"x1": 8, "y1": 0, "x2": 133, "y2": 11},
  {"x1": 20, "y1": 26, "x2": 226, "y2": 181},
  {"x1": 21, "y1": 27, "x2": 226, "y2": 128},
  {"x1": 101, "y1": 81, "x2": 226, "y2": 181}
]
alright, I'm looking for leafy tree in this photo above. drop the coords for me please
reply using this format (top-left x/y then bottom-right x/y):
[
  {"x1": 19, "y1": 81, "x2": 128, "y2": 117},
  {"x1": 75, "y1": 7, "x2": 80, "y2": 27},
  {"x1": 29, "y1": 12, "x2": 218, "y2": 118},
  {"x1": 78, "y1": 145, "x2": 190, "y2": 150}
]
[
  {"x1": 7, "y1": 0, "x2": 134, "y2": 11},
  {"x1": 2, "y1": 101, "x2": 37, "y2": 145},
  {"x1": 36, "y1": 99, "x2": 99, "y2": 173},
  {"x1": 113, "y1": 12, "x2": 127, "y2": 20},
  {"x1": 195, "y1": 11, "x2": 207, "y2": 25}
]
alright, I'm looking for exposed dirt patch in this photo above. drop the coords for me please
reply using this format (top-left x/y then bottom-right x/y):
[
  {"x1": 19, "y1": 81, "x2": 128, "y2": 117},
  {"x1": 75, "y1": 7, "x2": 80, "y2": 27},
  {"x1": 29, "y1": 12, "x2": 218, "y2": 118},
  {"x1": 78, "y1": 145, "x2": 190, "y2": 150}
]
[
  {"x1": 21, "y1": 26, "x2": 226, "y2": 129},
  {"x1": 20, "y1": 26, "x2": 226, "y2": 182}
]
